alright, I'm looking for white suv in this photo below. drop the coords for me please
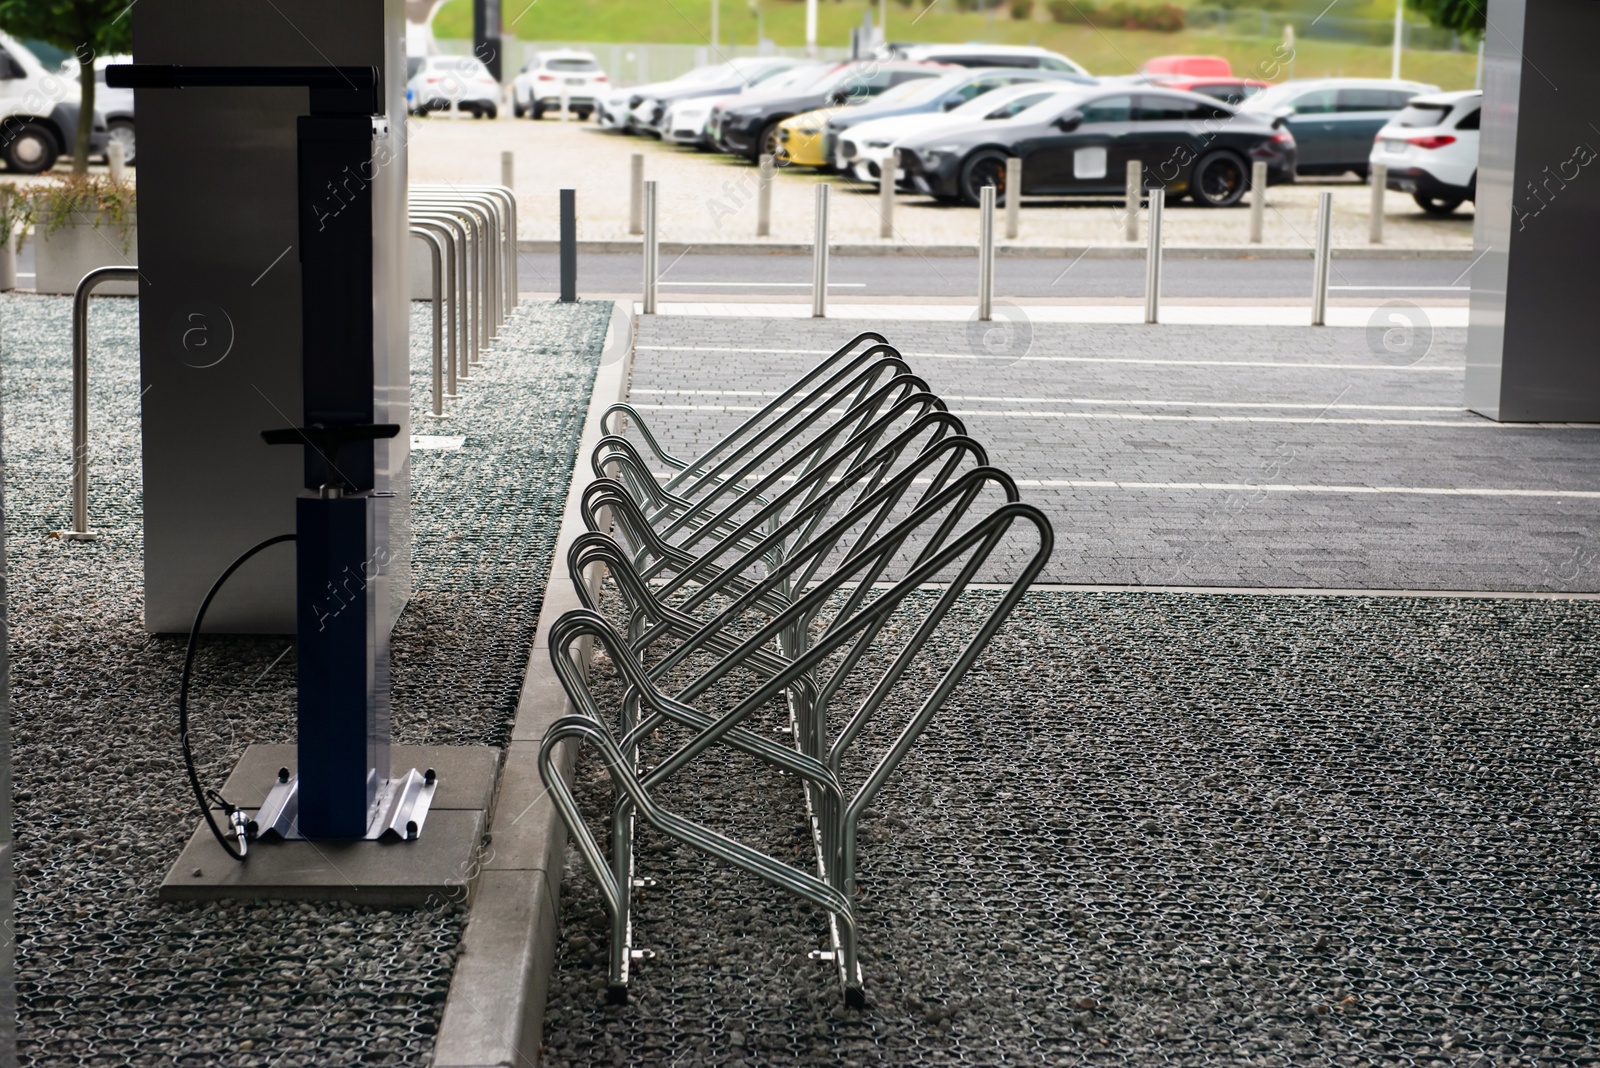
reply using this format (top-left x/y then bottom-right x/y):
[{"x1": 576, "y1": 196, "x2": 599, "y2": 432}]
[
  {"x1": 1369, "y1": 89, "x2": 1479, "y2": 215},
  {"x1": 511, "y1": 50, "x2": 607, "y2": 120}
]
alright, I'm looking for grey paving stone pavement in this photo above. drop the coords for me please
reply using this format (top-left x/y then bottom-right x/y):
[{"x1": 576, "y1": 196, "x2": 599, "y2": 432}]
[{"x1": 629, "y1": 316, "x2": 1600, "y2": 592}]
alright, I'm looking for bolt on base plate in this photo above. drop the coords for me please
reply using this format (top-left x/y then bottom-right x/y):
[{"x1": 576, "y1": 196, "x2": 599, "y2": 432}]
[{"x1": 252, "y1": 767, "x2": 439, "y2": 843}]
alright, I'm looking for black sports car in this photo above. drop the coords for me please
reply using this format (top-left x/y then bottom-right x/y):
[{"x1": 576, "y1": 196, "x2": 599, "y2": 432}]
[{"x1": 895, "y1": 86, "x2": 1297, "y2": 207}]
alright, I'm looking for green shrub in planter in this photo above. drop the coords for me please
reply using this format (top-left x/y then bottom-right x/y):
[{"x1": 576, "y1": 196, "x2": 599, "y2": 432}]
[{"x1": 23, "y1": 174, "x2": 136, "y2": 254}]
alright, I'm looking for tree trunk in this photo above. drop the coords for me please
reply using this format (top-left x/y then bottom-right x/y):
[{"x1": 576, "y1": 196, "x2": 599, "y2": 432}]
[{"x1": 75, "y1": 59, "x2": 95, "y2": 175}]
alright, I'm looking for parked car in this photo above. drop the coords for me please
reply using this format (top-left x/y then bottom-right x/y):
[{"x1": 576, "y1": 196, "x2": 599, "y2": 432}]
[
  {"x1": 711, "y1": 59, "x2": 948, "y2": 162},
  {"x1": 662, "y1": 62, "x2": 829, "y2": 148},
  {"x1": 597, "y1": 60, "x2": 786, "y2": 133},
  {"x1": 64, "y1": 54, "x2": 135, "y2": 164},
  {"x1": 407, "y1": 54, "x2": 500, "y2": 118},
  {"x1": 510, "y1": 49, "x2": 606, "y2": 119},
  {"x1": 634, "y1": 57, "x2": 806, "y2": 137},
  {"x1": 1134, "y1": 74, "x2": 1269, "y2": 107},
  {"x1": 1139, "y1": 55, "x2": 1234, "y2": 79},
  {"x1": 895, "y1": 86, "x2": 1296, "y2": 206},
  {"x1": 813, "y1": 66, "x2": 1092, "y2": 170},
  {"x1": 881, "y1": 42, "x2": 1090, "y2": 77},
  {"x1": 838, "y1": 82, "x2": 1082, "y2": 183},
  {"x1": 1240, "y1": 77, "x2": 1437, "y2": 177},
  {"x1": 1370, "y1": 89, "x2": 1480, "y2": 215},
  {"x1": 0, "y1": 31, "x2": 106, "y2": 172}
]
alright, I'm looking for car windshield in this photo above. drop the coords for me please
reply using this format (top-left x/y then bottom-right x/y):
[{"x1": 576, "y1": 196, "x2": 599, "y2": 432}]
[
  {"x1": 1392, "y1": 102, "x2": 1452, "y2": 127},
  {"x1": 546, "y1": 58, "x2": 598, "y2": 73},
  {"x1": 747, "y1": 63, "x2": 831, "y2": 94},
  {"x1": 980, "y1": 88, "x2": 1065, "y2": 119}
]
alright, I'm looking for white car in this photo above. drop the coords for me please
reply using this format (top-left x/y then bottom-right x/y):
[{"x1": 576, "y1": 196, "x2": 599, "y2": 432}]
[
  {"x1": 407, "y1": 55, "x2": 499, "y2": 118},
  {"x1": 837, "y1": 82, "x2": 1081, "y2": 183},
  {"x1": 882, "y1": 42, "x2": 1090, "y2": 78},
  {"x1": 511, "y1": 49, "x2": 607, "y2": 120},
  {"x1": 0, "y1": 31, "x2": 106, "y2": 172},
  {"x1": 1369, "y1": 89, "x2": 1480, "y2": 215},
  {"x1": 60, "y1": 54, "x2": 135, "y2": 163}
]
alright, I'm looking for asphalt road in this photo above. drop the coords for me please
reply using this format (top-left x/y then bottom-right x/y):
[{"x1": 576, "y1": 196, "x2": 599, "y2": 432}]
[{"x1": 522, "y1": 250, "x2": 1476, "y2": 301}]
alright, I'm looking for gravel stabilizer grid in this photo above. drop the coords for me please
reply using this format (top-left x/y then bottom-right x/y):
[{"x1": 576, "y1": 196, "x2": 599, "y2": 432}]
[
  {"x1": 542, "y1": 588, "x2": 1600, "y2": 1066},
  {"x1": 2, "y1": 293, "x2": 608, "y2": 1066}
]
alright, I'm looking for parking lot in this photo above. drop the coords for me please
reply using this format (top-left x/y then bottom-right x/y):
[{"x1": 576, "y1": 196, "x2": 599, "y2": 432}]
[{"x1": 406, "y1": 118, "x2": 1476, "y2": 250}]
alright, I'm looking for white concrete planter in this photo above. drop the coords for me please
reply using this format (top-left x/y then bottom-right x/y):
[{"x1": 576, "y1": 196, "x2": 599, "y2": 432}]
[{"x1": 34, "y1": 211, "x2": 138, "y2": 295}]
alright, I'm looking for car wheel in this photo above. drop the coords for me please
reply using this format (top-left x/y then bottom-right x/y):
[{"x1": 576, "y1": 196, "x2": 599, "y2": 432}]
[
  {"x1": 1414, "y1": 193, "x2": 1464, "y2": 216},
  {"x1": 575, "y1": 108, "x2": 593, "y2": 120},
  {"x1": 483, "y1": 104, "x2": 498, "y2": 120},
  {"x1": 2, "y1": 122, "x2": 57, "y2": 174},
  {"x1": 513, "y1": 101, "x2": 526, "y2": 118},
  {"x1": 106, "y1": 119, "x2": 136, "y2": 166},
  {"x1": 758, "y1": 121, "x2": 784, "y2": 161},
  {"x1": 1191, "y1": 150, "x2": 1249, "y2": 207},
  {"x1": 531, "y1": 104, "x2": 544, "y2": 120},
  {"x1": 1352, "y1": 165, "x2": 1370, "y2": 181},
  {"x1": 958, "y1": 150, "x2": 1009, "y2": 208}
]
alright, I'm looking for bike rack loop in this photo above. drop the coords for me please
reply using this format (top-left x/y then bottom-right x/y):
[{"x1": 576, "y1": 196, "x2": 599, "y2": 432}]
[
  {"x1": 408, "y1": 225, "x2": 448, "y2": 417},
  {"x1": 409, "y1": 217, "x2": 461, "y2": 403},
  {"x1": 411, "y1": 191, "x2": 502, "y2": 348},
  {"x1": 63, "y1": 265, "x2": 140, "y2": 540},
  {"x1": 409, "y1": 206, "x2": 479, "y2": 374},
  {"x1": 411, "y1": 198, "x2": 489, "y2": 367},
  {"x1": 413, "y1": 183, "x2": 516, "y2": 316}
]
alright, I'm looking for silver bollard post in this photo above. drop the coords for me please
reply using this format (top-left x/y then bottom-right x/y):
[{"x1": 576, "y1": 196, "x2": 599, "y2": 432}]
[
  {"x1": 758, "y1": 153, "x2": 775, "y2": 238},
  {"x1": 108, "y1": 140, "x2": 127, "y2": 185},
  {"x1": 812, "y1": 183, "x2": 829, "y2": 318},
  {"x1": 878, "y1": 158, "x2": 895, "y2": 240},
  {"x1": 1369, "y1": 164, "x2": 1386, "y2": 244},
  {"x1": 559, "y1": 87, "x2": 570, "y2": 121},
  {"x1": 1004, "y1": 156, "x2": 1021, "y2": 241},
  {"x1": 642, "y1": 180, "x2": 659, "y2": 315},
  {"x1": 1250, "y1": 160, "x2": 1267, "y2": 244},
  {"x1": 1144, "y1": 187, "x2": 1164, "y2": 325},
  {"x1": 629, "y1": 153, "x2": 644, "y2": 236},
  {"x1": 1125, "y1": 160, "x2": 1142, "y2": 242},
  {"x1": 501, "y1": 150, "x2": 514, "y2": 192},
  {"x1": 1312, "y1": 190, "x2": 1333, "y2": 326},
  {"x1": 978, "y1": 183, "x2": 996, "y2": 322}
]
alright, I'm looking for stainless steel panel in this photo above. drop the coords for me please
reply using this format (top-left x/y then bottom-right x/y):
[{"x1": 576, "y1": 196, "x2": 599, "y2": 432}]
[
  {"x1": 132, "y1": 0, "x2": 411, "y2": 632},
  {"x1": 1466, "y1": 0, "x2": 1600, "y2": 422}
]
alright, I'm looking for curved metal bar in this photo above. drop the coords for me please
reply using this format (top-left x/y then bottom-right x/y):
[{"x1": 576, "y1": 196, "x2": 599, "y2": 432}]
[
  {"x1": 409, "y1": 217, "x2": 461, "y2": 401},
  {"x1": 65, "y1": 265, "x2": 139, "y2": 539},
  {"x1": 409, "y1": 226, "x2": 446, "y2": 417},
  {"x1": 410, "y1": 203, "x2": 482, "y2": 374},
  {"x1": 410, "y1": 207, "x2": 475, "y2": 375},
  {"x1": 442, "y1": 183, "x2": 518, "y2": 312},
  {"x1": 412, "y1": 192, "x2": 501, "y2": 352}
]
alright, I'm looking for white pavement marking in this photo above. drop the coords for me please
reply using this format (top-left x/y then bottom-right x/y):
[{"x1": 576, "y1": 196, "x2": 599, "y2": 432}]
[
  {"x1": 633, "y1": 344, "x2": 1464, "y2": 372},
  {"x1": 632, "y1": 404, "x2": 1591, "y2": 429},
  {"x1": 411, "y1": 435, "x2": 466, "y2": 450},
  {"x1": 636, "y1": 302, "x2": 1474, "y2": 327},
  {"x1": 1014, "y1": 479, "x2": 1600, "y2": 499},
  {"x1": 632, "y1": 389, "x2": 1466, "y2": 413}
]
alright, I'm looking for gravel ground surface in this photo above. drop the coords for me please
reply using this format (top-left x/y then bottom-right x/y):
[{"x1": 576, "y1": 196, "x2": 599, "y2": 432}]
[
  {"x1": 542, "y1": 589, "x2": 1600, "y2": 1066},
  {"x1": 3, "y1": 292, "x2": 607, "y2": 1065},
  {"x1": 408, "y1": 119, "x2": 1475, "y2": 250}
]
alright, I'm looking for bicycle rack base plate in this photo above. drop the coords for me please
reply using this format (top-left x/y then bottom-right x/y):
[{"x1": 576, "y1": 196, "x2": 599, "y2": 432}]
[{"x1": 159, "y1": 743, "x2": 498, "y2": 905}]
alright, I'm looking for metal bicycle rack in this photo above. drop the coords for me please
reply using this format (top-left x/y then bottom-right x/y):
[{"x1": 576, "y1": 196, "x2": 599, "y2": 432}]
[
  {"x1": 408, "y1": 184, "x2": 515, "y2": 389},
  {"x1": 538, "y1": 331, "x2": 1055, "y2": 1006}
]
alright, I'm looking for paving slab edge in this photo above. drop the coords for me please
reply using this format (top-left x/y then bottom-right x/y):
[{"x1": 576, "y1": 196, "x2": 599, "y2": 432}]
[
  {"x1": 518, "y1": 239, "x2": 1472, "y2": 260},
  {"x1": 431, "y1": 299, "x2": 634, "y2": 1068}
]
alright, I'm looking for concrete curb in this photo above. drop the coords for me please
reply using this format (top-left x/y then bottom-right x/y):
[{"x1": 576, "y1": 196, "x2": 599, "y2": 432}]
[
  {"x1": 518, "y1": 239, "x2": 1473, "y2": 261},
  {"x1": 432, "y1": 300, "x2": 634, "y2": 1068}
]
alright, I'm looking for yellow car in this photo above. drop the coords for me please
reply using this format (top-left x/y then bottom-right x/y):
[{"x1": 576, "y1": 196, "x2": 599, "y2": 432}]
[{"x1": 776, "y1": 107, "x2": 843, "y2": 168}]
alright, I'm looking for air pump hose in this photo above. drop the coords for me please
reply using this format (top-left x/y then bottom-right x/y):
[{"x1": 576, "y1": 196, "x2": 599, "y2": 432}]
[{"x1": 178, "y1": 533, "x2": 296, "y2": 862}]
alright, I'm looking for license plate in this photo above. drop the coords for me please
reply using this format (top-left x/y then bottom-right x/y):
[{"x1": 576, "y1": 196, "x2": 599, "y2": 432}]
[
  {"x1": 565, "y1": 78, "x2": 585, "y2": 86},
  {"x1": 1382, "y1": 139, "x2": 1407, "y2": 152}
]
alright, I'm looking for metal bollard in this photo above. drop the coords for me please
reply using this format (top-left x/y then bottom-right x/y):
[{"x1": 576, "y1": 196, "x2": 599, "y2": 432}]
[
  {"x1": 559, "y1": 188, "x2": 577, "y2": 303},
  {"x1": 629, "y1": 153, "x2": 644, "y2": 236},
  {"x1": 878, "y1": 157, "x2": 895, "y2": 240},
  {"x1": 1004, "y1": 157, "x2": 1021, "y2": 241},
  {"x1": 1312, "y1": 190, "x2": 1333, "y2": 326},
  {"x1": 1124, "y1": 160, "x2": 1142, "y2": 242},
  {"x1": 108, "y1": 140, "x2": 127, "y2": 185},
  {"x1": 812, "y1": 183, "x2": 829, "y2": 318},
  {"x1": 978, "y1": 183, "x2": 996, "y2": 322},
  {"x1": 758, "y1": 154, "x2": 775, "y2": 237},
  {"x1": 1249, "y1": 160, "x2": 1267, "y2": 244},
  {"x1": 65, "y1": 266, "x2": 140, "y2": 540},
  {"x1": 1369, "y1": 164, "x2": 1386, "y2": 244},
  {"x1": 642, "y1": 180, "x2": 658, "y2": 314},
  {"x1": 1144, "y1": 187, "x2": 1164, "y2": 325},
  {"x1": 501, "y1": 150, "x2": 514, "y2": 192},
  {"x1": 559, "y1": 87, "x2": 569, "y2": 121}
]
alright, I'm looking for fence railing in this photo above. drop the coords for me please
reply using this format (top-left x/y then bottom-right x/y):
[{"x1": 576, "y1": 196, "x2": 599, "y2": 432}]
[
  {"x1": 1186, "y1": 7, "x2": 1467, "y2": 51},
  {"x1": 435, "y1": 39, "x2": 852, "y2": 87}
]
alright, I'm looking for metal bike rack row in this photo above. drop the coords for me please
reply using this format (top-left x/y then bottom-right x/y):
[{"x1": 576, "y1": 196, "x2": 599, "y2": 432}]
[
  {"x1": 409, "y1": 183, "x2": 517, "y2": 410},
  {"x1": 539, "y1": 331, "x2": 1054, "y2": 1006}
]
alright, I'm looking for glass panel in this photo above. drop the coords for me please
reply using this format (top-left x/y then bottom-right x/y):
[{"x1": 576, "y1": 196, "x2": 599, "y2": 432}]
[
  {"x1": 1292, "y1": 89, "x2": 1337, "y2": 114},
  {"x1": 1079, "y1": 94, "x2": 1133, "y2": 124},
  {"x1": 1454, "y1": 107, "x2": 1480, "y2": 131},
  {"x1": 1392, "y1": 103, "x2": 1451, "y2": 128}
]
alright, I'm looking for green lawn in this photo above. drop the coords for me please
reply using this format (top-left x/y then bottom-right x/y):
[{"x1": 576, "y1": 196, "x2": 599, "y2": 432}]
[{"x1": 435, "y1": 0, "x2": 1477, "y2": 89}]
